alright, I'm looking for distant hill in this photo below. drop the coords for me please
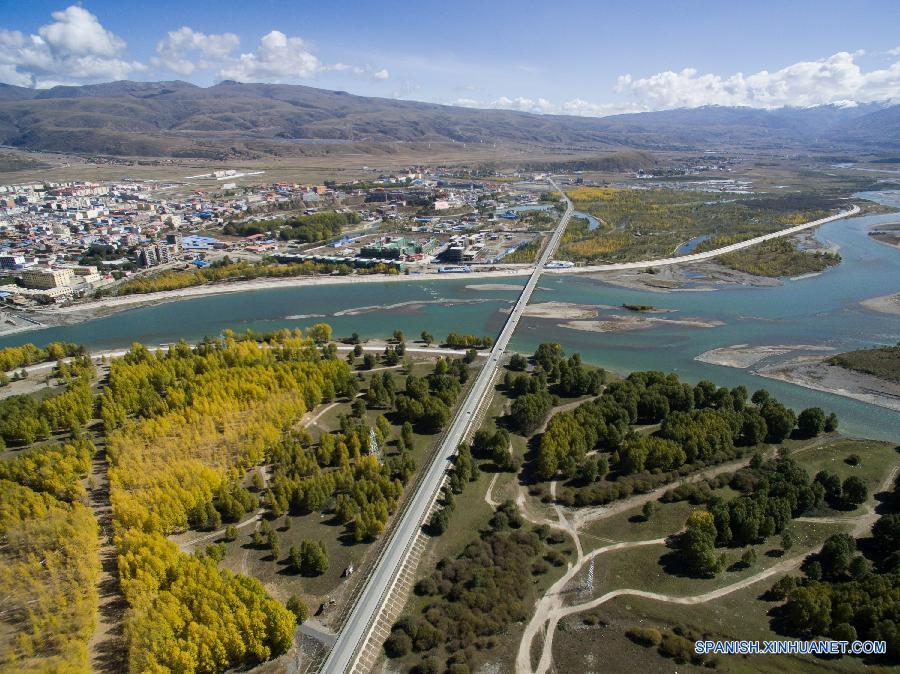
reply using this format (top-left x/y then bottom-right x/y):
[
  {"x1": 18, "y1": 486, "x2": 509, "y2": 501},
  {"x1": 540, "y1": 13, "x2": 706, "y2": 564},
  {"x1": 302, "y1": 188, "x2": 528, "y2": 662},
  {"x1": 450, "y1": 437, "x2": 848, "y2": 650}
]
[{"x1": 0, "y1": 80, "x2": 895, "y2": 158}]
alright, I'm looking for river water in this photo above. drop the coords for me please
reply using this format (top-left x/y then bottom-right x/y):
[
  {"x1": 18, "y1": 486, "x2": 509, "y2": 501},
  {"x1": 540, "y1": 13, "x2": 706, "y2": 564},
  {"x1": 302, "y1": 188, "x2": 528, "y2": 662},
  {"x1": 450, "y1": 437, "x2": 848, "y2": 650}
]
[{"x1": 2, "y1": 192, "x2": 898, "y2": 440}]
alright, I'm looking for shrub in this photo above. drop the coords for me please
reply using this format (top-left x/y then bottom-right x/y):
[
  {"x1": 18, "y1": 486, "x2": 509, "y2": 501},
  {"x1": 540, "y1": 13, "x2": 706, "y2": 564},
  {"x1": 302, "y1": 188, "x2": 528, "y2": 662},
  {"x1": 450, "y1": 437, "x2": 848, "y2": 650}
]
[
  {"x1": 286, "y1": 596, "x2": 309, "y2": 623},
  {"x1": 385, "y1": 630, "x2": 412, "y2": 657},
  {"x1": 626, "y1": 626, "x2": 662, "y2": 647}
]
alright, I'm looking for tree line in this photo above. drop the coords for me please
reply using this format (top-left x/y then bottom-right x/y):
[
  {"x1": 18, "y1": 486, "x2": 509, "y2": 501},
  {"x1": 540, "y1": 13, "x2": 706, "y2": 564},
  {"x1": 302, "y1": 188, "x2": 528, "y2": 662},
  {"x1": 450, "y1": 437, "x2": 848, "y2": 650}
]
[
  {"x1": 445, "y1": 333, "x2": 494, "y2": 349},
  {"x1": 116, "y1": 257, "x2": 398, "y2": 295},
  {"x1": 677, "y1": 453, "x2": 821, "y2": 576},
  {"x1": 0, "y1": 341, "x2": 84, "y2": 373},
  {"x1": 531, "y1": 362, "x2": 834, "y2": 504}
]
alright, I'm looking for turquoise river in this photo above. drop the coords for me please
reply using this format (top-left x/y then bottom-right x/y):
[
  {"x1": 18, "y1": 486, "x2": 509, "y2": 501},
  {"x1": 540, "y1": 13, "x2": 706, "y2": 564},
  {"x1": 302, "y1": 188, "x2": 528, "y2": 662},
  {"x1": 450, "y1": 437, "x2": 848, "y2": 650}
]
[{"x1": 2, "y1": 192, "x2": 899, "y2": 440}]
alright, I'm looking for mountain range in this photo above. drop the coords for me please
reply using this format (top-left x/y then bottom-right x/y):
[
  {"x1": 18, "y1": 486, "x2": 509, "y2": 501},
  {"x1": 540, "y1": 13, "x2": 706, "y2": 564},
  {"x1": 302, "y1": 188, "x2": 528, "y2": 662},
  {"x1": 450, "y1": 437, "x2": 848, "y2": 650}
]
[{"x1": 0, "y1": 80, "x2": 896, "y2": 159}]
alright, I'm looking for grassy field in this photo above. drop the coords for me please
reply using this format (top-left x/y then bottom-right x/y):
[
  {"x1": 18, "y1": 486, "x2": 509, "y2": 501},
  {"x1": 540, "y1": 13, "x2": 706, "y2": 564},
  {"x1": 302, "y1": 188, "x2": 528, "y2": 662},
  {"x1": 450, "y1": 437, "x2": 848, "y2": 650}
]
[
  {"x1": 827, "y1": 343, "x2": 900, "y2": 384},
  {"x1": 791, "y1": 437, "x2": 896, "y2": 506},
  {"x1": 570, "y1": 518, "x2": 845, "y2": 604},
  {"x1": 558, "y1": 590, "x2": 876, "y2": 674}
]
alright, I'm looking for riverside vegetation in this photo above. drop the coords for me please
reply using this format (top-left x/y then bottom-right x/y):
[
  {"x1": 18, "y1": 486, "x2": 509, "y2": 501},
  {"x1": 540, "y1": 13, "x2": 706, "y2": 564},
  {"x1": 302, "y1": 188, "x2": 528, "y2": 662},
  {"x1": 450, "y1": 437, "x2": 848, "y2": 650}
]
[
  {"x1": 827, "y1": 342, "x2": 900, "y2": 384},
  {"x1": 113, "y1": 256, "x2": 399, "y2": 296},
  {"x1": 696, "y1": 236, "x2": 841, "y2": 277},
  {"x1": 386, "y1": 343, "x2": 847, "y2": 673},
  {"x1": 562, "y1": 187, "x2": 840, "y2": 264}
]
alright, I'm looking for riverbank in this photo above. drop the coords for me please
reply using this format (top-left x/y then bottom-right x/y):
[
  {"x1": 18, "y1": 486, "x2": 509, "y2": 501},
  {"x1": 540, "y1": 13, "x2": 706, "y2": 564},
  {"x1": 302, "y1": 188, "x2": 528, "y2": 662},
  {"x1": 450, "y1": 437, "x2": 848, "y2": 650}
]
[
  {"x1": 0, "y1": 268, "x2": 532, "y2": 338},
  {"x1": 0, "y1": 205, "x2": 863, "y2": 339},
  {"x1": 861, "y1": 292, "x2": 900, "y2": 317},
  {"x1": 755, "y1": 355, "x2": 900, "y2": 413}
]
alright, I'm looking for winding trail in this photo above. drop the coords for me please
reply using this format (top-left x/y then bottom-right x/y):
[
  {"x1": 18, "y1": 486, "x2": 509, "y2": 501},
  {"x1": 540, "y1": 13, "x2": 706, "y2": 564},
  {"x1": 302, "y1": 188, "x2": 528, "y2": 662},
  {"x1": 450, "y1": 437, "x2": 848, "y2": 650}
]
[
  {"x1": 516, "y1": 537, "x2": 667, "y2": 674},
  {"x1": 530, "y1": 549, "x2": 807, "y2": 674},
  {"x1": 516, "y1": 446, "x2": 894, "y2": 673}
]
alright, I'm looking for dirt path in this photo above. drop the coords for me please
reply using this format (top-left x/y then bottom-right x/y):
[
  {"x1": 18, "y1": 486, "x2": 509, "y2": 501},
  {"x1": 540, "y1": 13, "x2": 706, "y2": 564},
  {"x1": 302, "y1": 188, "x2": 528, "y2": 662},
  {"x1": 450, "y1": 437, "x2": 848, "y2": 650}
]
[
  {"x1": 485, "y1": 473, "x2": 500, "y2": 508},
  {"x1": 517, "y1": 440, "x2": 889, "y2": 673},
  {"x1": 86, "y1": 448, "x2": 127, "y2": 673},
  {"x1": 533, "y1": 396, "x2": 597, "y2": 436},
  {"x1": 515, "y1": 537, "x2": 666, "y2": 674},
  {"x1": 175, "y1": 508, "x2": 266, "y2": 552},
  {"x1": 531, "y1": 550, "x2": 807, "y2": 674},
  {"x1": 550, "y1": 481, "x2": 582, "y2": 559},
  {"x1": 514, "y1": 451, "x2": 769, "y2": 674}
]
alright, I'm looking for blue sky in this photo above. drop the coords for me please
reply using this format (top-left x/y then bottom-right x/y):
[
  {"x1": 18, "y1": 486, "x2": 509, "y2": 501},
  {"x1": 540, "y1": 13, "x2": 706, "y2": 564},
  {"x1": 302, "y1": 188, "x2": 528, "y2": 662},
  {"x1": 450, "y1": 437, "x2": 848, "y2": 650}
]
[{"x1": 2, "y1": 1, "x2": 899, "y2": 115}]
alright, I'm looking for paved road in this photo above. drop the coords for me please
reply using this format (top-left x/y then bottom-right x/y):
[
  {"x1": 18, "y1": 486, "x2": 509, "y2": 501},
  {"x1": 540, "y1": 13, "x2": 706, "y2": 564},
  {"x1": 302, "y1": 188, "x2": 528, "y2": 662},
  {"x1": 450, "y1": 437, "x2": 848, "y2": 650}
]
[{"x1": 320, "y1": 181, "x2": 574, "y2": 673}]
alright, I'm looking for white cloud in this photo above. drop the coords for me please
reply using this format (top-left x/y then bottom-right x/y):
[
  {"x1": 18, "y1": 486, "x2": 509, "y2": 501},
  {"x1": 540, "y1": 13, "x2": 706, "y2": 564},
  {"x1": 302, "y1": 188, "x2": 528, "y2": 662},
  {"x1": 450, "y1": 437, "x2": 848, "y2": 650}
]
[
  {"x1": 217, "y1": 30, "x2": 321, "y2": 81},
  {"x1": 153, "y1": 27, "x2": 239, "y2": 76},
  {"x1": 328, "y1": 63, "x2": 389, "y2": 80},
  {"x1": 453, "y1": 51, "x2": 900, "y2": 118},
  {"x1": 0, "y1": 9, "x2": 388, "y2": 88},
  {"x1": 211, "y1": 31, "x2": 388, "y2": 84},
  {"x1": 0, "y1": 5, "x2": 143, "y2": 88},
  {"x1": 452, "y1": 95, "x2": 643, "y2": 117},
  {"x1": 888, "y1": 46, "x2": 900, "y2": 57},
  {"x1": 616, "y1": 51, "x2": 900, "y2": 109}
]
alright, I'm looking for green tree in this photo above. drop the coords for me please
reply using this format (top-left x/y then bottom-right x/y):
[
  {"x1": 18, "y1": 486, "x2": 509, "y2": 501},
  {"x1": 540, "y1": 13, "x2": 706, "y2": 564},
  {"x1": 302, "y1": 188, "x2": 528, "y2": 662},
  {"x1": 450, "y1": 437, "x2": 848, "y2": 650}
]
[
  {"x1": 286, "y1": 595, "x2": 310, "y2": 623},
  {"x1": 781, "y1": 530, "x2": 794, "y2": 552},
  {"x1": 299, "y1": 539, "x2": 329, "y2": 575},
  {"x1": 508, "y1": 353, "x2": 528, "y2": 371},
  {"x1": 740, "y1": 408, "x2": 768, "y2": 445},
  {"x1": 797, "y1": 407, "x2": 826, "y2": 438},
  {"x1": 420, "y1": 331, "x2": 434, "y2": 346},
  {"x1": 679, "y1": 510, "x2": 720, "y2": 577},
  {"x1": 352, "y1": 398, "x2": 367, "y2": 418},
  {"x1": 842, "y1": 476, "x2": 868, "y2": 507},
  {"x1": 815, "y1": 470, "x2": 842, "y2": 503},
  {"x1": 385, "y1": 631, "x2": 412, "y2": 657},
  {"x1": 428, "y1": 508, "x2": 449, "y2": 536},
  {"x1": 401, "y1": 421, "x2": 414, "y2": 449},
  {"x1": 509, "y1": 391, "x2": 552, "y2": 434},
  {"x1": 872, "y1": 513, "x2": 900, "y2": 552},
  {"x1": 819, "y1": 533, "x2": 855, "y2": 579},
  {"x1": 784, "y1": 584, "x2": 832, "y2": 635},
  {"x1": 761, "y1": 399, "x2": 796, "y2": 442},
  {"x1": 289, "y1": 545, "x2": 302, "y2": 573},
  {"x1": 741, "y1": 546, "x2": 757, "y2": 567}
]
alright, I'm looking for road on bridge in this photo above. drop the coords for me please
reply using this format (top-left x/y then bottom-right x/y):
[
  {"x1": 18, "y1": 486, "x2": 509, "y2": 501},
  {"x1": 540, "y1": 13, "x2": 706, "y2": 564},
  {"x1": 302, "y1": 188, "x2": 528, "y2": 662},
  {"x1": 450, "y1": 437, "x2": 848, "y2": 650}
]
[{"x1": 320, "y1": 180, "x2": 574, "y2": 673}]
